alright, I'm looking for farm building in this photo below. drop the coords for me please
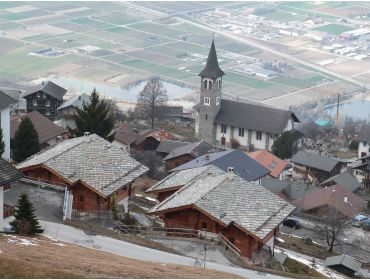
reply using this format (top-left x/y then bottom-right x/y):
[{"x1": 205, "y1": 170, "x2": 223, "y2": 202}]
[
  {"x1": 16, "y1": 134, "x2": 148, "y2": 212},
  {"x1": 149, "y1": 170, "x2": 295, "y2": 258}
]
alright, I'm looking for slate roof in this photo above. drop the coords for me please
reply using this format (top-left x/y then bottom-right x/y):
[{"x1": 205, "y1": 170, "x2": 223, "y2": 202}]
[
  {"x1": 163, "y1": 140, "x2": 213, "y2": 161},
  {"x1": 146, "y1": 165, "x2": 224, "y2": 193},
  {"x1": 260, "y1": 177, "x2": 315, "y2": 200},
  {"x1": 325, "y1": 255, "x2": 362, "y2": 272},
  {"x1": 213, "y1": 99, "x2": 299, "y2": 135},
  {"x1": 21, "y1": 81, "x2": 67, "y2": 101},
  {"x1": 150, "y1": 173, "x2": 295, "y2": 240},
  {"x1": 0, "y1": 159, "x2": 23, "y2": 186},
  {"x1": 319, "y1": 171, "x2": 361, "y2": 192},
  {"x1": 171, "y1": 149, "x2": 270, "y2": 182},
  {"x1": 57, "y1": 93, "x2": 90, "y2": 111},
  {"x1": 248, "y1": 150, "x2": 287, "y2": 178},
  {"x1": 0, "y1": 90, "x2": 16, "y2": 110},
  {"x1": 199, "y1": 40, "x2": 225, "y2": 79},
  {"x1": 10, "y1": 111, "x2": 66, "y2": 144},
  {"x1": 293, "y1": 184, "x2": 366, "y2": 217},
  {"x1": 293, "y1": 120, "x2": 323, "y2": 138},
  {"x1": 114, "y1": 122, "x2": 139, "y2": 146},
  {"x1": 17, "y1": 134, "x2": 148, "y2": 197},
  {"x1": 156, "y1": 140, "x2": 190, "y2": 155},
  {"x1": 291, "y1": 150, "x2": 341, "y2": 173}
]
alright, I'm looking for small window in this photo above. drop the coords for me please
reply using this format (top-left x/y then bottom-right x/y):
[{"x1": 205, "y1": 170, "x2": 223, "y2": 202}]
[
  {"x1": 256, "y1": 131, "x2": 262, "y2": 140},
  {"x1": 208, "y1": 80, "x2": 212, "y2": 90},
  {"x1": 37, "y1": 92, "x2": 41, "y2": 98},
  {"x1": 42, "y1": 92, "x2": 46, "y2": 98},
  {"x1": 221, "y1": 124, "x2": 227, "y2": 134},
  {"x1": 45, "y1": 110, "x2": 50, "y2": 116},
  {"x1": 201, "y1": 222, "x2": 207, "y2": 230},
  {"x1": 364, "y1": 142, "x2": 367, "y2": 146},
  {"x1": 33, "y1": 99, "x2": 37, "y2": 106},
  {"x1": 204, "y1": 97, "x2": 210, "y2": 105},
  {"x1": 239, "y1": 128, "x2": 244, "y2": 137},
  {"x1": 46, "y1": 100, "x2": 50, "y2": 107},
  {"x1": 203, "y1": 80, "x2": 207, "y2": 89},
  {"x1": 217, "y1": 79, "x2": 221, "y2": 89},
  {"x1": 216, "y1": 96, "x2": 220, "y2": 106},
  {"x1": 79, "y1": 195, "x2": 84, "y2": 202},
  {"x1": 205, "y1": 114, "x2": 208, "y2": 121}
]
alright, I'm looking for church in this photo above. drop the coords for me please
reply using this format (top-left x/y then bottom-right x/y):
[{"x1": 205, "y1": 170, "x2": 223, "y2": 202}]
[{"x1": 194, "y1": 40, "x2": 300, "y2": 151}]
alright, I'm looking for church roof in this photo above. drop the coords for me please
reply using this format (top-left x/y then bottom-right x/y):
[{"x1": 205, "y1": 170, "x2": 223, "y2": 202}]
[
  {"x1": 214, "y1": 99, "x2": 299, "y2": 135},
  {"x1": 199, "y1": 40, "x2": 225, "y2": 79}
]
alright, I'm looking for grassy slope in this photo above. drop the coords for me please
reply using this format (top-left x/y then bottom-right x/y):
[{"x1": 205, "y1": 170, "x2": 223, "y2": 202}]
[{"x1": 0, "y1": 234, "x2": 240, "y2": 279}]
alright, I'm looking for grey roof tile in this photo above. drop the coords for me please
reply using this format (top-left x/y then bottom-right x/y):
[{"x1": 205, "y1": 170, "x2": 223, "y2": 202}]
[
  {"x1": 0, "y1": 159, "x2": 23, "y2": 185},
  {"x1": 319, "y1": 171, "x2": 361, "y2": 192},
  {"x1": 21, "y1": 81, "x2": 66, "y2": 101},
  {"x1": 157, "y1": 140, "x2": 190, "y2": 155},
  {"x1": 0, "y1": 90, "x2": 16, "y2": 110},
  {"x1": 291, "y1": 150, "x2": 340, "y2": 173}
]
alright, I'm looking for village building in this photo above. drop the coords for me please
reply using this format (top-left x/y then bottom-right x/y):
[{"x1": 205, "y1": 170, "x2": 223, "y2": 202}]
[
  {"x1": 260, "y1": 177, "x2": 315, "y2": 202},
  {"x1": 0, "y1": 158, "x2": 23, "y2": 231},
  {"x1": 171, "y1": 149, "x2": 270, "y2": 182},
  {"x1": 291, "y1": 120, "x2": 324, "y2": 149},
  {"x1": 130, "y1": 129, "x2": 177, "y2": 153},
  {"x1": 156, "y1": 139, "x2": 191, "y2": 158},
  {"x1": 16, "y1": 134, "x2": 148, "y2": 212},
  {"x1": 20, "y1": 81, "x2": 66, "y2": 120},
  {"x1": 291, "y1": 150, "x2": 346, "y2": 182},
  {"x1": 352, "y1": 154, "x2": 370, "y2": 189},
  {"x1": 155, "y1": 105, "x2": 194, "y2": 127},
  {"x1": 319, "y1": 171, "x2": 361, "y2": 193},
  {"x1": 10, "y1": 111, "x2": 68, "y2": 150},
  {"x1": 358, "y1": 126, "x2": 370, "y2": 158},
  {"x1": 56, "y1": 93, "x2": 90, "y2": 129},
  {"x1": 0, "y1": 90, "x2": 16, "y2": 160},
  {"x1": 247, "y1": 150, "x2": 287, "y2": 179},
  {"x1": 149, "y1": 170, "x2": 295, "y2": 258},
  {"x1": 293, "y1": 184, "x2": 366, "y2": 217},
  {"x1": 163, "y1": 140, "x2": 214, "y2": 171},
  {"x1": 146, "y1": 165, "x2": 224, "y2": 202},
  {"x1": 324, "y1": 254, "x2": 362, "y2": 278},
  {"x1": 113, "y1": 122, "x2": 139, "y2": 152},
  {"x1": 194, "y1": 40, "x2": 299, "y2": 151}
]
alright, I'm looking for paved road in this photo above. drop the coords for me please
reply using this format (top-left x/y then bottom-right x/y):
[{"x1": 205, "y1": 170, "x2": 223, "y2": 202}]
[{"x1": 37, "y1": 220, "x2": 285, "y2": 279}]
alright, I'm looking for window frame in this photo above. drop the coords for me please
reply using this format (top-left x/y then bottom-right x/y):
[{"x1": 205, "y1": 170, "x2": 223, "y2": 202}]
[
  {"x1": 204, "y1": 97, "x2": 211, "y2": 106},
  {"x1": 221, "y1": 124, "x2": 227, "y2": 134},
  {"x1": 239, "y1": 128, "x2": 245, "y2": 137},
  {"x1": 256, "y1": 131, "x2": 262, "y2": 140}
]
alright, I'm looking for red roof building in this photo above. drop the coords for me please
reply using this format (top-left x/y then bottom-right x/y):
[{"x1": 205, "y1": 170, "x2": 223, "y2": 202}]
[{"x1": 248, "y1": 150, "x2": 287, "y2": 179}]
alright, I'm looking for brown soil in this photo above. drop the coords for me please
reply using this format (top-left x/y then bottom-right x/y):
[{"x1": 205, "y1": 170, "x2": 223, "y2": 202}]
[{"x1": 0, "y1": 234, "x2": 241, "y2": 279}]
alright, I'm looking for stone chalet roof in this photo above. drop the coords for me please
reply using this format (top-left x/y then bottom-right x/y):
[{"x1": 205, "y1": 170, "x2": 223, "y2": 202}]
[
  {"x1": 163, "y1": 140, "x2": 213, "y2": 161},
  {"x1": 325, "y1": 254, "x2": 362, "y2": 272},
  {"x1": 293, "y1": 184, "x2": 366, "y2": 217},
  {"x1": 114, "y1": 122, "x2": 139, "y2": 146},
  {"x1": 11, "y1": 111, "x2": 66, "y2": 144},
  {"x1": 156, "y1": 139, "x2": 190, "y2": 155},
  {"x1": 319, "y1": 171, "x2": 361, "y2": 192},
  {"x1": 291, "y1": 150, "x2": 342, "y2": 173},
  {"x1": 0, "y1": 90, "x2": 16, "y2": 110},
  {"x1": 260, "y1": 177, "x2": 315, "y2": 200},
  {"x1": 248, "y1": 150, "x2": 287, "y2": 178},
  {"x1": 57, "y1": 93, "x2": 90, "y2": 111},
  {"x1": 171, "y1": 149, "x2": 270, "y2": 182},
  {"x1": 21, "y1": 81, "x2": 67, "y2": 101},
  {"x1": 199, "y1": 40, "x2": 225, "y2": 79},
  {"x1": 17, "y1": 134, "x2": 148, "y2": 197},
  {"x1": 146, "y1": 165, "x2": 224, "y2": 194},
  {"x1": 150, "y1": 173, "x2": 295, "y2": 240},
  {"x1": 211, "y1": 99, "x2": 299, "y2": 135},
  {"x1": 0, "y1": 159, "x2": 23, "y2": 186}
]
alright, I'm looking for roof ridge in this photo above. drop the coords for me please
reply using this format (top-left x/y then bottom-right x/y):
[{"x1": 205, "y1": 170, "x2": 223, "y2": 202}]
[{"x1": 147, "y1": 170, "x2": 179, "y2": 192}]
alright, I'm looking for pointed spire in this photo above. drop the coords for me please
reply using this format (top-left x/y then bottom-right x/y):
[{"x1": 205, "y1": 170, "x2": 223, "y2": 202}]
[{"x1": 199, "y1": 37, "x2": 225, "y2": 79}]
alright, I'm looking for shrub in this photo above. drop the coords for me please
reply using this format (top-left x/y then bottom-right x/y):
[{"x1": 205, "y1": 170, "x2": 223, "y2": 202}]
[{"x1": 349, "y1": 140, "x2": 359, "y2": 150}]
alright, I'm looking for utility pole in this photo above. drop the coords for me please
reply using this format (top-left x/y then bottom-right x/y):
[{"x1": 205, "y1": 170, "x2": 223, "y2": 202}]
[{"x1": 203, "y1": 243, "x2": 207, "y2": 268}]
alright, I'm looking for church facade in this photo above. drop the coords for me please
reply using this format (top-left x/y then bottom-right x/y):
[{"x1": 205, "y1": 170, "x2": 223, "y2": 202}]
[{"x1": 194, "y1": 40, "x2": 299, "y2": 151}]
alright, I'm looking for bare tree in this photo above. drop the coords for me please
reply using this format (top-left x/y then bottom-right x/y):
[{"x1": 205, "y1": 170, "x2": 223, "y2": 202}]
[
  {"x1": 136, "y1": 78, "x2": 168, "y2": 128},
  {"x1": 314, "y1": 207, "x2": 348, "y2": 253}
]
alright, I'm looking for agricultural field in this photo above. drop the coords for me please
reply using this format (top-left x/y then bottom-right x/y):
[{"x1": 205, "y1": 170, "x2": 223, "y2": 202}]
[
  {"x1": 0, "y1": 1, "x2": 366, "y2": 109},
  {"x1": 313, "y1": 23, "x2": 354, "y2": 35}
]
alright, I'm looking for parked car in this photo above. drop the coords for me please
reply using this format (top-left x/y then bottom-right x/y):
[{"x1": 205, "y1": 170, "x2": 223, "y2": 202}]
[
  {"x1": 283, "y1": 218, "x2": 300, "y2": 229},
  {"x1": 352, "y1": 214, "x2": 368, "y2": 227},
  {"x1": 362, "y1": 219, "x2": 370, "y2": 231}
]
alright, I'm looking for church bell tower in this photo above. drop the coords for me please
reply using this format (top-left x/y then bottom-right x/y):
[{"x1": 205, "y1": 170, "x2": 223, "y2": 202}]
[{"x1": 195, "y1": 39, "x2": 225, "y2": 145}]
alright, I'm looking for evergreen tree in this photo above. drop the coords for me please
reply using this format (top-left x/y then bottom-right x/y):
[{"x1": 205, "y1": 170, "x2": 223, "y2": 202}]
[
  {"x1": 12, "y1": 117, "x2": 39, "y2": 163},
  {"x1": 271, "y1": 131, "x2": 297, "y2": 160},
  {"x1": 71, "y1": 88, "x2": 115, "y2": 141},
  {"x1": 10, "y1": 193, "x2": 43, "y2": 235},
  {"x1": 0, "y1": 128, "x2": 4, "y2": 156}
]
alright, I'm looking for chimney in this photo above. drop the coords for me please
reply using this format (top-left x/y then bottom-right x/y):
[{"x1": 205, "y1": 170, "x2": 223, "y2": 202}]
[
  {"x1": 344, "y1": 195, "x2": 348, "y2": 204},
  {"x1": 227, "y1": 167, "x2": 234, "y2": 180},
  {"x1": 84, "y1": 132, "x2": 90, "y2": 136}
]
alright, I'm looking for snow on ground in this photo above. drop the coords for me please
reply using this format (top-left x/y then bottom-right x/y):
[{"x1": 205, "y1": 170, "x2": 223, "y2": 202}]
[
  {"x1": 6, "y1": 235, "x2": 38, "y2": 246},
  {"x1": 130, "y1": 212, "x2": 153, "y2": 226},
  {"x1": 275, "y1": 237, "x2": 285, "y2": 243}
]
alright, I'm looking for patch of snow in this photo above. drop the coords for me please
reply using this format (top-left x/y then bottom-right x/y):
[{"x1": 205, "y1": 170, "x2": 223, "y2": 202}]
[
  {"x1": 54, "y1": 243, "x2": 65, "y2": 246},
  {"x1": 44, "y1": 235, "x2": 58, "y2": 242},
  {"x1": 275, "y1": 237, "x2": 285, "y2": 243},
  {"x1": 144, "y1": 196, "x2": 158, "y2": 203},
  {"x1": 7, "y1": 236, "x2": 38, "y2": 246}
]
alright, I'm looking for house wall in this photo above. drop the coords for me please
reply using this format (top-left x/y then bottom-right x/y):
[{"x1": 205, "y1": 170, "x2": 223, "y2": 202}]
[
  {"x1": 1, "y1": 107, "x2": 11, "y2": 160},
  {"x1": 165, "y1": 154, "x2": 195, "y2": 171},
  {"x1": 25, "y1": 91, "x2": 62, "y2": 120},
  {"x1": 161, "y1": 207, "x2": 271, "y2": 258},
  {"x1": 358, "y1": 141, "x2": 370, "y2": 158}
]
